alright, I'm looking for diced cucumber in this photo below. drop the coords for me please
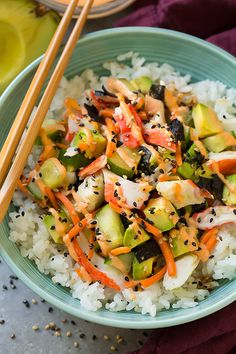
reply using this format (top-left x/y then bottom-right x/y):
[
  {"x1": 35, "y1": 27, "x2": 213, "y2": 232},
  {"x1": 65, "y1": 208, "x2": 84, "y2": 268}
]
[
  {"x1": 109, "y1": 253, "x2": 134, "y2": 274},
  {"x1": 223, "y1": 174, "x2": 236, "y2": 205},
  {"x1": 59, "y1": 149, "x2": 91, "y2": 171},
  {"x1": 95, "y1": 204, "x2": 125, "y2": 255},
  {"x1": 40, "y1": 158, "x2": 66, "y2": 189},
  {"x1": 27, "y1": 181, "x2": 44, "y2": 200},
  {"x1": 43, "y1": 210, "x2": 71, "y2": 244},
  {"x1": 130, "y1": 76, "x2": 153, "y2": 94},
  {"x1": 77, "y1": 174, "x2": 104, "y2": 212},
  {"x1": 185, "y1": 143, "x2": 204, "y2": 165},
  {"x1": 132, "y1": 256, "x2": 155, "y2": 280},
  {"x1": 107, "y1": 146, "x2": 141, "y2": 178},
  {"x1": 123, "y1": 224, "x2": 150, "y2": 249}
]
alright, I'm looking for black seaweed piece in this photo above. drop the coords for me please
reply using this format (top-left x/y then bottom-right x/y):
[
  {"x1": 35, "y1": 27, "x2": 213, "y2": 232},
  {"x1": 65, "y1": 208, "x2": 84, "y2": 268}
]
[
  {"x1": 102, "y1": 84, "x2": 116, "y2": 98},
  {"x1": 84, "y1": 104, "x2": 104, "y2": 123},
  {"x1": 196, "y1": 175, "x2": 224, "y2": 201},
  {"x1": 169, "y1": 119, "x2": 185, "y2": 142},
  {"x1": 149, "y1": 84, "x2": 165, "y2": 101},
  {"x1": 138, "y1": 146, "x2": 156, "y2": 175},
  {"x1": 191, "y1": 202, "x2": 207, "y2": 214},
  {"x1": 212, "y1": 174, "x2": 224, "y2": 200},
  {"x1": 120, "y1": 214, "x2": 131, "y2": 229},
  {"x1": 134, "y1": 239, "x2": 161, "y2": 263}
]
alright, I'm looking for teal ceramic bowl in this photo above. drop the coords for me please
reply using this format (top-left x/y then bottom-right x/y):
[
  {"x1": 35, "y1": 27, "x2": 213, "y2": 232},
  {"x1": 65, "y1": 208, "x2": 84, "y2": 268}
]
[{"x1": 0, "y1": 28, "x2": 236, "y2": 329}]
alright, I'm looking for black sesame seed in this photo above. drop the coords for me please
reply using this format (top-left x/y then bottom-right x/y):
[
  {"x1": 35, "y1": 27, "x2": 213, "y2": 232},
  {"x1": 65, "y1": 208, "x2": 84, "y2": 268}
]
[
  {"x1": 209, "y1": 255, "x2": 215, "y2": 259},
  {"x1": 39, "y1": 173, "x2": 42, "y2": 177},
  {"x1": 209, "y1": 218, "x2": 213, "y2": 223},
  {"x1": 90, "y1": 220, "x2": 97, "y2": 225},
  {"x1": 233, "y1": 209, "x2": 236, "y2": 215},
  {"x1": 2, "y1": 285, "x2": 8, "y2": 290},
  {"x1": 115, "y1": 182, "x2": 121, "y2": 186},
  {"x1": 197, "y1": 218, "x2": 201, "y2": 223},
  {"x1": 50, "y1": 225, "x2": 56, "y2": 230},
  {"x1": 22, "y1": 299, "x2": 30, "y2": 308},
  {"x1": 184, "y1": 240, "x2": 188, "y2": 246},
  {"x1": 124, "y1": 276, "x2": 129, "y2": 281},
  {"x1": 48, "y1": 307, "x2": 53, "y2": 313},
  {"x1": 133, "y1": 202, "x2": 137, "y2": 207},
  {"x1": 93, "y1": 191, "x2": 99, "y2": 195},
  {"x1": 21, "y1": 211, "x2": 25, "y2": 216},
  {"x1": 80, "y1": 333, "x2": 85, "y2": 338},
  {"x1": 15, "y1": 215, "x2": 20, "y2": 218},
  {"x1": 159, "y1": 169, "x2": 164, "y2": 174},
  {"x1": 0, "y1": 320, "x2": 5, "y2": 325},
  {"x1": 64, "y1": 252, "x2": 68, "y2": 257},
  {"x1": 71, "y1": 320, "x2": 76, "y2": 326},
  {"x1": 192, "y1": 242, "x2": 197, "y2": 247},
  {"x1": 71, "y1": 237, "x2": 74, "y2": 242}
]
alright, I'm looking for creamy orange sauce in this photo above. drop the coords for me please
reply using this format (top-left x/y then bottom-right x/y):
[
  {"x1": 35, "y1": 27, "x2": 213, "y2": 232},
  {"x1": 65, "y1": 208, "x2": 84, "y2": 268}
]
[{"x1": 57, "y1": 0, "x2": 113, "y2": 7}]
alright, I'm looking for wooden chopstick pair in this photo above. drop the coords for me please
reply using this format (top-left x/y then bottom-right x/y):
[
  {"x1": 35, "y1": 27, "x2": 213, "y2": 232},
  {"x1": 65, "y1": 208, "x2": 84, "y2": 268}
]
[{"x1": 0, "y1": 0, "x2": 94, "y2": 222}]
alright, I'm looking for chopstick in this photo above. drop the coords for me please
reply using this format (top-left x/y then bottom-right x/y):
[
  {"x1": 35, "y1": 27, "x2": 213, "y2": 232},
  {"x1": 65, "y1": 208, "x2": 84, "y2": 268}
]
[
  {"x1": 0, "y1": 0, "x2": 79, "y2": 187},
  {"x1": 0, "y1": 0, "x2": 94, "y2": 222}
]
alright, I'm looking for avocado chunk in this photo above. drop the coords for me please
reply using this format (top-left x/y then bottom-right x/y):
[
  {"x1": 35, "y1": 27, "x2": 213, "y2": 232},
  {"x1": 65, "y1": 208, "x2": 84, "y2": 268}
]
[
  {"x1": 138, "y1": 145, "x2": 158, "y2": 175},
  {"x1": 43, "y1": 210, "x2": 71, "y2": 244},
  {"x1": 195, "y1": 164, "x2": 213, "y2": 179},
  {"x1": 123, "y1": 224, "x2": 150, "y2": 249},
  {"x1": 0, "y1": 0, "x2": 59, "y2": 94},
  {"x1": 107, "y1": 146, "x2": 141, "y2": 178},
  {"x1": 223, "y1": 174, "x2": 236, "y2": 205},
  {"x1": 143, "y1": 197, "x2": 179, "y2": 232},
  {"x1": 169, "y1": 227, "x2": 199, "y2": 258},
  {"x1": 40, "y1": 158, "x2": 66, "y2": 189},
  {"x1": 132, "y1": 256, "x2": 155, "y2": 280},
  {"x1": 203, "y1": 132, "x2": 236, "y2": 153},
  {"x1": 72, "y1": 128, "x2": 106, "y2": 159},
  {"x1": 178, "y1": 162, "x2": 196, "y2": 179},
  {"x1": 130, "y1": 76, "x2": 153, "y2": 94},
  {"x1": 95, "y1": 204, "x2": 125, "y2": 255},
  {"x1": 59, "y1": 149, "x2": 91, "y2": 171},
  {"x1": 27, "y1": 181, "x2": 44, "y2": 200},
  {"x1": 192, "y1": 104, "x2": 223, "y2": 138}
]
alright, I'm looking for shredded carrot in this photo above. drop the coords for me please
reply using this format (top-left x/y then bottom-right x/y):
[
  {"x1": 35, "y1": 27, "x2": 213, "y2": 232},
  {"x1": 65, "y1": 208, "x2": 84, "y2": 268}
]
[
  {"x1": 88, "y1": 231, "x2": 96, "y2": 260},
  {"x1": 158, "y1": 174, "x2": 180, "y2": 182},
  {"x1": 64, "y1": 97, "x2": 81, "y2": 115},
  {"x1": 17, "y1": 180, "x2": 30, "y2": 196},
  {"x1": 175, "y1": 141, "x2": 182, "y2": 166},
  {"x1": 141, "y1": 265, "x2": 167, "y2": 288},
  {"x1": 110, "y1": 246, "x2": 132, "y2": 256},
  {"x1": 158, "y1": 239, "x2": 176, "y2": 276},
  {"x1": 72, "y1": 238, "x2": 120, "y2": 291},
  {"x1": 45, "y1": 187, "x2": 58, "y2": 210},
  {"x1": 139, "y1": 110, "x2": 148, "y2": 120},
  {"x1": 133, "y1": 96, "x2": 144, "y2": 110},
  {"x1": 55, "y1": 192, "x2": 80, "y2": 225},
  {"x1": 106, "y1": 140, "x2": 116, "y2": 158},
  {"x1": 39, "y1": 129, "x2": 55, "y2": 162},
  {"x1": 200, "y1": 228, "x2": 218, "y2": 244},
  {"x1": 135, "y1": 217, "x2": 162, "y2": 239},
  {"x1": 205, "y1": 236, "x2": 217, "y2": 252},
  {"x1": 99, "y1": 108, "x2": 115, "y2": 119},
  {"x1": 55, "y1": 143, "x2": 68, "y2": 149},
  {"x1": 66, "y1": 218, "x2": 87, "y2": 240},
  {"x1": 124, "y1": 280, "x2": 139, "y2": 288}
]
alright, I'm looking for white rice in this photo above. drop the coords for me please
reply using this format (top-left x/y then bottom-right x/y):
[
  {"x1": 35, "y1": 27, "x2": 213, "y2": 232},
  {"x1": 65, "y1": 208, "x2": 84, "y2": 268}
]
[{"x1": 9, "y1": 52, "x2": 236, "y2": 317}]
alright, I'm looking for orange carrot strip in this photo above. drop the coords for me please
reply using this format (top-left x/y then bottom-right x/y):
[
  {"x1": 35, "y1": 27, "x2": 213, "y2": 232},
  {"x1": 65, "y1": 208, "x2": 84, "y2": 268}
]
[
  {"x1": 73, "y1": 238, "x2": 120, "y2": 291},
  {"x1": 55, "y1": 192, "x2": 80, "y2": 225},
  {"x1": 17, "y1": 180, "x2": 30, "y2": 196},
  {"x1": 110, "y1": 246, "x2": 132, "y2": 256},
  {"x1": 200, "y1": 228, "x2": 218, "y2": 244},
  {"x1": 135, "y1": 217, "x2": 162, "y2": 239},
  {"x1": 66, "y1": 218, "x2": 87, "y2": 240},
  {"x1": 106, "y1": 140, "x2": 116, "y2": 158},
  {"x1": 158, "y1": 240, "x2": 176, "y2": 276},
  {"x1": 205, "y1": 236, "x2": 217, "y2": 253},
  {"x1": 55, "y1": 143, "x2": 68, "y2": 149},
  {"x1": 45, "y1": 187, "x2": 58, "y2": 210},
  {"x1": 141, "y1": 265, "x2": 167, "y2": 288},
  {"x1": 175, "y1": 141, "x2": 182, "y2": 166},
  {"x1": 124, "y1": 280, "x2": 139, "y2": 288},
  {"x1": 99, "y1": 109, "x2": 115, "y2": 119}
]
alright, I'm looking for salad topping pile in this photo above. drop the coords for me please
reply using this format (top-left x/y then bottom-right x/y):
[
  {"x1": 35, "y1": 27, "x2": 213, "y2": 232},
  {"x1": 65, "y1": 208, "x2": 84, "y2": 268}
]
[{"x1": 18, "y1": 76, "x2": 236, "y2": 291}]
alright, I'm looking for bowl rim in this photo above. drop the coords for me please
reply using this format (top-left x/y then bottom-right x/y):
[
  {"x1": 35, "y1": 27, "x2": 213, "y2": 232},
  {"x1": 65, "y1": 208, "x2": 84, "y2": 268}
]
[{"x1": 0, "y1": 27, "x2": 236, "y2": 329}]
